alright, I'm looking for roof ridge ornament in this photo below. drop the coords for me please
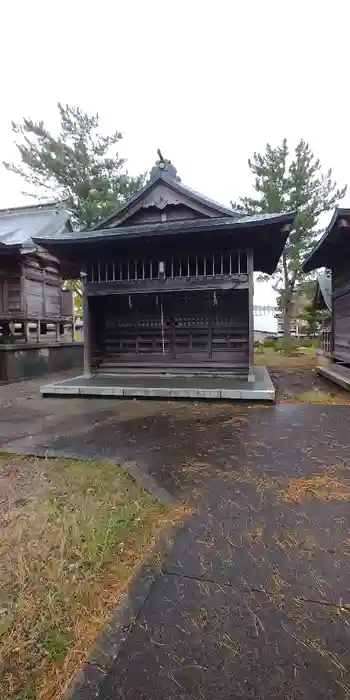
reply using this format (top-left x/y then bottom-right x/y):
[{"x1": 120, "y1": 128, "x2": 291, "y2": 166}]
[{"x1": 149, "y1": 150, "x2": 181, "y2": 182}]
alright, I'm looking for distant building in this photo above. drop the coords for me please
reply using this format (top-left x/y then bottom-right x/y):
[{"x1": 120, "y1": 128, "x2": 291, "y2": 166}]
[
  {"x1": 276, "y1": 313, "x2": 304, "y2": 338},
  {"x1": 253, "y1": 305, "x2": 278, "y2": 341}
]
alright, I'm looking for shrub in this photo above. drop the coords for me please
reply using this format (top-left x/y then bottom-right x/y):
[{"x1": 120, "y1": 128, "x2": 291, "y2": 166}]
[
  {"x1": 254, "y1": 341, "x2": 264, "y2": 354},
  {"x1": 300, "y1": 337, "x2": 313, "y2": 348},
  {"x1": 263, "y1": 338, "x2": 278, "y2": 349}
]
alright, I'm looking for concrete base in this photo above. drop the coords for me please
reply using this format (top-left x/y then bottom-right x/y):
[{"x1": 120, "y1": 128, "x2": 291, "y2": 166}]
[
  {"x1": 316, "y1": 349, "x2": 332, "y2": 367},
  {"x1": 0, "y1": 342, "x2": 84, "y2": 383},
  {"x1": 317, "y1": 362, "x2": 350, "y2": 392},
  {"x1": 40, "y1": 365, "x2": 275, "y2": 402}
]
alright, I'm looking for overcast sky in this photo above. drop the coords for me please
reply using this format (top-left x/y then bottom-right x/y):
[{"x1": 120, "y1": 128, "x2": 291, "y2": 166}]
[{"x1": 0, "y1": 0, "x2": 348, "y2": 305}]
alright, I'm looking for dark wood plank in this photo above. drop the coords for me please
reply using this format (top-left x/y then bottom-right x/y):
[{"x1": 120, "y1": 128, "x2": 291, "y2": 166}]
[
  {"x1": 86, "y1": 276, "x2": 249, "y2": 297},
  {"x1": 247, "y1": 250, "x2": 254, "y2": 379}
]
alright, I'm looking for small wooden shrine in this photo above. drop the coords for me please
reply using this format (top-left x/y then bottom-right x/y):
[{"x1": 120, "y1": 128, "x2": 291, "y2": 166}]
[
  {"x1": 35, "y1": 155, "x2": 295, "y2": 382},
  {"x1": 0, "y1": 203, "x2": 84, "y2": 383},
  {"x1": 303, "y1": 208, "x2": 350, "y2": 366},
  {"x1": 0, "y1": 202, "x2": 74, "y2": 343}
]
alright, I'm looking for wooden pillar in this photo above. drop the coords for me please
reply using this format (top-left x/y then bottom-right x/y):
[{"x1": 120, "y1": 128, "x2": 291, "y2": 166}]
[
  {"x1": 208, "y1": 313, "x2": 212, "y2": 360},
  {"x1": 331, "y1": 275, "x2": 335, "y2": 356},
  {"x1": 24, "y1": 321, "x2": 30, "y2": 344},
  {"x1": 37, "y1": 320, "x2": 41, "y2": 343},
  {"x1": 81, "y1": 273, "x2": 92, "y2": 377},
  {"x1": 247, "y1": 250, "x2": 255, "y2": 382},
  {"x1": 55, "y1": 321, "x2": 60, "y2": 342}
]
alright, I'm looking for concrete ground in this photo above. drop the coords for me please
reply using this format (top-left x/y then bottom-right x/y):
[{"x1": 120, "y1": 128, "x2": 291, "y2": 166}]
[{"x1": 1, "y1": 373, "x2": 350, "y2": 698}]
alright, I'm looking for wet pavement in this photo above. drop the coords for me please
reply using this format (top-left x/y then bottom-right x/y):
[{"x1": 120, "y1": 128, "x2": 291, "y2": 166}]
[{"x1": 1, "y1": 375, "x2": 350, "y2": 698}]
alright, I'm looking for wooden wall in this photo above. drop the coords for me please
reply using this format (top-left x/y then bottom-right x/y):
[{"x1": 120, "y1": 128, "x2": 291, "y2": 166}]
[
  {"x1": 122, "y1": 205, "x2": 205, "y2": 225},
  {"x1": 332, "y1": 256, "x2": 350, "y2": 364},
  {"x1": 0, "y1": 253, "x2": 72, "y2": 321},
  {"x1": 0, "y1": 258, "x2": 21, "y2": 315}
]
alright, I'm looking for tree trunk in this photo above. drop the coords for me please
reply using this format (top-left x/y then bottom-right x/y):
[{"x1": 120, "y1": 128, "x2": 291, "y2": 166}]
[{"x1": 283, "y1": 303, "x2": 293, "y2": 355}]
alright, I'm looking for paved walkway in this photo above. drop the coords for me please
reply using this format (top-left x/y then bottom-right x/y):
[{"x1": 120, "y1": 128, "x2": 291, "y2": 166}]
[{"x1": 1, "y1": 376, "x2": 350, "y2": 698}]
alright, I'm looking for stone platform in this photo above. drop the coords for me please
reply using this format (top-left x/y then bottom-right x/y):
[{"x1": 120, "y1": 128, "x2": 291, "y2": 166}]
[
  {"x1": 0, "y1": 341, "x2": 83, "y2": 383},
  {"x1": 40, "y1": 365, "x2": 275, "y2": 401},
  {"x1": 317, "y1": 361, "x2": 350, "y2": 392}
]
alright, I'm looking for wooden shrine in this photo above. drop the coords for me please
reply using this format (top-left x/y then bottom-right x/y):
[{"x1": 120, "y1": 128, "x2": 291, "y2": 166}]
[
  {"x1": 34, "y1": 154, "x2": 295, "y2": 382},
  {"x1": 0, "y1": 203, "x2": 83, "y2": 382},
  {"x1": 0, "y1": 203, "x2": 74, "y2": 342},
  {"x1": 303, "y1": 208, "x2": 350, "y2": 366}
]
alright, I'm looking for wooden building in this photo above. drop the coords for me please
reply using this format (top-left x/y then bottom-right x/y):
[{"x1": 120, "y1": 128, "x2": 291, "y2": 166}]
[
  {"x1": 0, "y1": 202, "x2": 73, "y2": 343},
  {"x1": 303, "y1": 208, "x2": 350, "y2": 366},
  {"x1": 34, "y1": 156, "x2": 295, "y2": 381}
]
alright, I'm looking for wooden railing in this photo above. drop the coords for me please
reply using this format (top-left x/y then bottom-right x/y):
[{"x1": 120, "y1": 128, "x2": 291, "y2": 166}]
[
  {"x1": 87, "y1": 250, "x2": 248, "y2": 284},
  {"x1": 319, "y1": 325, "x2": 332, "y2": 355}
]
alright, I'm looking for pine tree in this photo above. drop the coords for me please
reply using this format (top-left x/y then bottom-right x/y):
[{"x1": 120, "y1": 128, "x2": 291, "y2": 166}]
[
  {"x1": 233, "y1": 139, "x2": 346, "y2": 347},
  {"x1": 3, "y1": 103, "x2": 146, "y2": 229}
]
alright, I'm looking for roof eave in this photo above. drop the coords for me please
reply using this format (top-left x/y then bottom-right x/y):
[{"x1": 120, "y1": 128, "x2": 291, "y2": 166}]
[
  {"x1": 36, "y1": 211, "x2": 295, "y2": 245},
  {"x1": 302, "y1": 208, "x2": 350, "y2": 272},
  {"x1": 33, "y1": 211, "x2": 294, "y2": 277}
]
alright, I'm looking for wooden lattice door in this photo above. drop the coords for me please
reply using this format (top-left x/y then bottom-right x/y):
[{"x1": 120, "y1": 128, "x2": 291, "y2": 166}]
[{"x1": 167, "y1": 294, "x2": 210, "y2": 363}]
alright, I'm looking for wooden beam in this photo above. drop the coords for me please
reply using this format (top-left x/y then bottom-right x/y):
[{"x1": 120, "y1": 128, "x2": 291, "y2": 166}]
[
  {"x1": 86, "y1": 276, "x2": 249, "y2": 297},
  {"x1": 247, "y1": 250, "x2": 255, "y2": 382}
]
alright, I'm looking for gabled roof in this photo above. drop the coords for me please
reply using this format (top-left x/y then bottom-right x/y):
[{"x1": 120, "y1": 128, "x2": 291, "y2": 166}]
[
  {"x1": 0, "y1": 202, "x2": 72, "y2": 253},
  {"x1": 93, "y1": 161, "x2": 239, "y2": 230},
  {"x1": 33, "y1": 210, "x2": 296, "y2": 275},
  {"x1": 302, "y1": 208, "x2": 350, "y2": 272}
]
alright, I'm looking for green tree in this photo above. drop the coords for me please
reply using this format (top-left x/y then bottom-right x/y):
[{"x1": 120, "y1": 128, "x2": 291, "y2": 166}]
[
  {"x1": 300, "y1": 304, "x2": 326, "y2": 338},
  {"x1": 233, "y1": 139, "x2": 346, "y2": 349},
  {"x1": 3, "y1": 103, "x2": 146, "y2": 229}
]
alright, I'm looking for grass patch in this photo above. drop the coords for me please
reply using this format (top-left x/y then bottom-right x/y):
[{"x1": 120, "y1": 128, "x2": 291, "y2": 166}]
[
  {"x1": 0, "y1": 454, "x2": 175, "y2": 700},
  {"x1": 254, "y1": 346, "x2": 316, "y2": 368},
  {"x1": 294, "y1": 390, "x2": 350, "y2": 404}
]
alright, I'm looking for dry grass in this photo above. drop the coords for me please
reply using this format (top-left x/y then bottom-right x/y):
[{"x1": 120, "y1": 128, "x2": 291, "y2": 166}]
[
  {"x1": 254, "y1": 347, "x2": 316, "y2": 368},
  {"x1": 0, "y1": 454, "x2": 174, "y2": 700},
  {"x1": 228, "y1": 465, "x2": 279, "y2": 495},
  {"x1": 280, "y1": 468, "x2": 350, "y2": 504},
  {"x1": 228, "y1": 460, "x2": 350, "y2": 507}
]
